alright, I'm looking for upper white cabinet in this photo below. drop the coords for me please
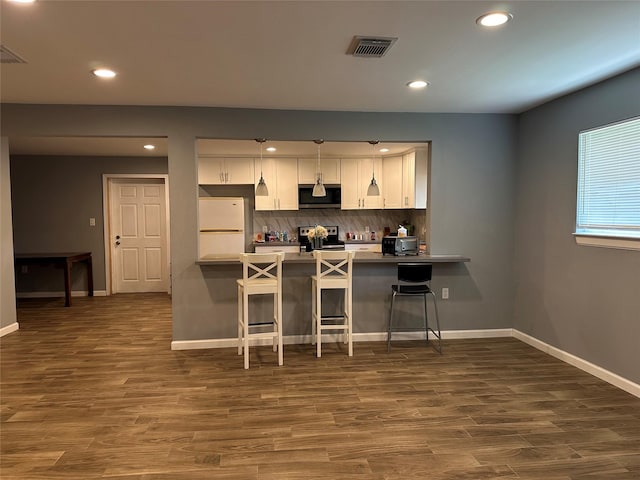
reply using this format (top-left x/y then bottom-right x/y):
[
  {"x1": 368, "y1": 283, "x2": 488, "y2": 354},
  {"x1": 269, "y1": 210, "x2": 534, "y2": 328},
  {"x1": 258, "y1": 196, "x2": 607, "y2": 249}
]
[
  {"x1": 382, "y1": 155, "x2": 404, "y2": 209},
  {"x1": 405, "y1": 148, "x2": 428, "y2": 209},
  {"x1": 340, "y1": 158, "x2": 384, "y2": 210},
  {"x1": 254, "y1": 158, "x2": 299, "y2": 211},
  {"x1": 381, "y1": 148, "x2": 428, "y2": 209},
  {"x1": 298, "y1": 158, "x2": 341, "y2": 185},
  {"x1": 199, "y1": 157, "x2": 254, "y2": 185}
]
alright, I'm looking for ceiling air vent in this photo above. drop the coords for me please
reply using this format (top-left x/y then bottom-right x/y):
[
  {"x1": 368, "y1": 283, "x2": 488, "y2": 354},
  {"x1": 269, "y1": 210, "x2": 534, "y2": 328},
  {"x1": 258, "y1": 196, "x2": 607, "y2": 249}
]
[
  {"x1": 347, "y1": 36, "x2": 397, "y2": 58},
  {"x1": 0, "y1": 45, "x2": 27, "y2": 64}
]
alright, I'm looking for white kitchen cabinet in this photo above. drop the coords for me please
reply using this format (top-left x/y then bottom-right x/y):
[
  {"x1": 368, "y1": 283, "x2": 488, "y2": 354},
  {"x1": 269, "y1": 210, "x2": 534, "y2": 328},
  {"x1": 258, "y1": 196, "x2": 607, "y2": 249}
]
[
  {"x1": 254, "y1": 157, "x2": 299, "y2": 211},
  {"x1": 381, "y1": 148, "x2": 428, "y2": 209},
  {"x1": 254, "y1": 244, "x2": 300, "y2": 253},
  {"x1": 382, "y1": 155, "x2": 403, "y2": 209},
  {"x1": 198, "y1": 157, "x2": 254, "y2": 185},
  {"x1": 298, "y1": 158, "x2": 341, "y2": 185},
  {"x1": 340, "y1": 158, "x2": 384, "y2": 209},
  {"x1": 345, "y1": 243, "x2": 382, "y2": 253},
  {"x1": 403, "y1": 148, "x2": 428, "y2": 209}
]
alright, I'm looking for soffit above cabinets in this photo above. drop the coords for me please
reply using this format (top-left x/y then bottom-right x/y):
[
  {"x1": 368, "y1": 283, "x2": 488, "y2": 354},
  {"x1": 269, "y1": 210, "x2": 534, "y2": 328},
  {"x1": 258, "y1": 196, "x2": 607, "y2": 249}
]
[{"x1": 197, "y1": 139, "x2": 428, "y2": 158}]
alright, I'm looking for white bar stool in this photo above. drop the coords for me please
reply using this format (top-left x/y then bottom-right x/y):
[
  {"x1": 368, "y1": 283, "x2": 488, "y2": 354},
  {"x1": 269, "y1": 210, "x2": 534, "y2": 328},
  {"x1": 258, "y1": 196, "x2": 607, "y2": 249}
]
[
  {"x1": 237, "y1": 252, "x2": 284, "y2": 369},
  {"x1": 311, "y1": 250, "x2": 354, "y2": 357}
]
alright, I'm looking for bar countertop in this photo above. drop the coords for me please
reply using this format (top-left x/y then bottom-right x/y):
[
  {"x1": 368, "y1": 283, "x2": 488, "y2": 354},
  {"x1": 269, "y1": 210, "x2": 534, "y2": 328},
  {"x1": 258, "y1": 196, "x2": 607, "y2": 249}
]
[{"x1": 197, "y1": 252, "x2": 470, "y2": 265}]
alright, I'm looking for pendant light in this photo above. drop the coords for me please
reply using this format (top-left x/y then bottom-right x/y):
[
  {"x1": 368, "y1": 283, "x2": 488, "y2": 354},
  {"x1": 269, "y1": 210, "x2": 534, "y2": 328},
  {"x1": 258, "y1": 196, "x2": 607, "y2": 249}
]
[
  {"x1": 255, "y1": 138, "x2": 269, "y2": 197},
  {"x1": 367, "y1": 140, "x2": 380, "y2": 196},
  {"x1": 312, "y1": 139, "x2": 326, "y2": 197}
]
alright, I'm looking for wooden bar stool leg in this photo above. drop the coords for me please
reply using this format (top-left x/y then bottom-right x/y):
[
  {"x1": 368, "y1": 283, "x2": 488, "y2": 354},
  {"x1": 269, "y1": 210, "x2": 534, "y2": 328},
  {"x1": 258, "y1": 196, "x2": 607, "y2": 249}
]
[
  {"x1": 347, "y1": 286, "x2": 353, "y2": 357},
  {"x1": 243, "y1": 290, "x2": 250, "y2": 369},
  {"x1": 311, "y1": 279, "x2": 316, "y2": 345},
  {"x1": 237, "y1": 285, "x2": 243, "y2": 356},
  {"x1": 277, "y1": 291, "x2": 283, "y2": 366},
  {"x1": 316, "y1": 284, "x2": 322, "y2": 358}
]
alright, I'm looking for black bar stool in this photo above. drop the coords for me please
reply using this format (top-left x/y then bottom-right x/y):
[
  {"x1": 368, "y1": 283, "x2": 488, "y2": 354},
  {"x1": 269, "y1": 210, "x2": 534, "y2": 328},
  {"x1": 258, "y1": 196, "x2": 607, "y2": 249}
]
[{"x1": 387, "y1": 263, "x2": 442, "y2": 354}]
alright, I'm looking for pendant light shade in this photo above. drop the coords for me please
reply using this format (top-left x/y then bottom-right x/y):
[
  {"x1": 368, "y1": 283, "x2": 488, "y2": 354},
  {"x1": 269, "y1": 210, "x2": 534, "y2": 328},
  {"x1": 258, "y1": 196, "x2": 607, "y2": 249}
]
[
  {"x1": 367, "y1": 140, "x2": 380, "y2": 196},
  {"x1": 255, "y1": 138, "x2": 269, "y2": 197},
  {"x1": 312, "y1": 139, "x2": 326, "y2": 197},
  {"x1": 367, "y1": 177, "x2": 380, "y2": 196}
]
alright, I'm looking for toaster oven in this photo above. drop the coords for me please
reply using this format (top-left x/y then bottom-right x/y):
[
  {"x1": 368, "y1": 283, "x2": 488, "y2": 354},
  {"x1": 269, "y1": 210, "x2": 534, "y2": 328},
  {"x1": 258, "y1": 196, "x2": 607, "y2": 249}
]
[{"x1": 382, "y1": 236, "x2": 419, "y2": 256}]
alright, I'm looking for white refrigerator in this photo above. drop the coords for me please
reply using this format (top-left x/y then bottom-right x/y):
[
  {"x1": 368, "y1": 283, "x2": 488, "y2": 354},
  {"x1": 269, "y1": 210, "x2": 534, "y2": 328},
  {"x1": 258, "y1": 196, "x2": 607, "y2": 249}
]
[{"x1": 198, "y1": 197, "x2": 246, "y2": 257}]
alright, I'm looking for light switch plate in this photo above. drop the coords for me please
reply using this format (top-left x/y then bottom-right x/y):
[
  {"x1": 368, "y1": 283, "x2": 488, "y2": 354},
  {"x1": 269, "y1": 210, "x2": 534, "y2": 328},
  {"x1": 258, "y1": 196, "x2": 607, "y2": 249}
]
[{"x1": 89, "y1": 218, "x2": 96, "y2": 226}]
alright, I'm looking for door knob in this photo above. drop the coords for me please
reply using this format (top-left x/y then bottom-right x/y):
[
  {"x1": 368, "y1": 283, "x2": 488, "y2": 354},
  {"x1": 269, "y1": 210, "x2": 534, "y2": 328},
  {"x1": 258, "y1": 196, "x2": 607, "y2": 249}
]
[{"x1": 115, "y1": 241, "x2": 121, "y2": 246}]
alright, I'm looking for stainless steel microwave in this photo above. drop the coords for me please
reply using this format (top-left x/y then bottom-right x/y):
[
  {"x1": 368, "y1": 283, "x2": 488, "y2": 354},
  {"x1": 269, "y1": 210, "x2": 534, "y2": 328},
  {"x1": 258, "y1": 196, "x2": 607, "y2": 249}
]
[{"x1": 298, "y1": 185, "x2": 341, "y2": 209}]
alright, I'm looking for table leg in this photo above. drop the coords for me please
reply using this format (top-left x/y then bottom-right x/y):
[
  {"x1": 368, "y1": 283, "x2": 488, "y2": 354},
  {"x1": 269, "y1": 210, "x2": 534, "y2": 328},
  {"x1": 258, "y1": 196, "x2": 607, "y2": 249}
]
[
  {"x1": 86, "y1": 256, "x2": 94, "y2": 297},
  {"x1": 64, "y1": 259, "x2": 72, "y2": 307}
]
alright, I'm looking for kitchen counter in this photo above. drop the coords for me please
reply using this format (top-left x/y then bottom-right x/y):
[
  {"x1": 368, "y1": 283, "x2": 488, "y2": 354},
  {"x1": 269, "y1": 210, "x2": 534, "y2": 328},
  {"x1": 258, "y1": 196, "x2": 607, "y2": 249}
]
[{"x1": 197, "y1": 252, "x2": 470, "y2": 265}]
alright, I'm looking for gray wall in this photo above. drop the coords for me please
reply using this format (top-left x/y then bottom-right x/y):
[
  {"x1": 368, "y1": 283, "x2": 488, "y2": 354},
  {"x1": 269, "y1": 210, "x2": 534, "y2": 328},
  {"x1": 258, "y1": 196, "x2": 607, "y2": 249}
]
[
  {"x1": 10, "y1": 155, "x2": 168, "y2": 292},
  {"x1": 1, "y1": 105, "x2": 518, "y2": 344},
  {"x1": 1, "y1": 137, "x2": 17, "y2": 329},
  {"x1": 514, "y1": 68, "x2": 640, "y2": 384}
]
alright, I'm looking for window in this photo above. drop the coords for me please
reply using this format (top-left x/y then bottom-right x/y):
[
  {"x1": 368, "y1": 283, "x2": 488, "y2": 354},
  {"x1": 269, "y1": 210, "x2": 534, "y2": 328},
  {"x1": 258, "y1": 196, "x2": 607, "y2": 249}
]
[{"x1": 575, "y1": 117, "x2": 640, "y2": 249}]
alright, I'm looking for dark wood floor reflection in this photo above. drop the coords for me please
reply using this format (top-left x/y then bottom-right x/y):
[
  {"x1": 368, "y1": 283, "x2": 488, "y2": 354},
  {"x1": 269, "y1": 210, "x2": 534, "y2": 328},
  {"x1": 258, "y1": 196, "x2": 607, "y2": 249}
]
[{"x1": 1, "y1": 294, "x2": 639, "y2": 479}]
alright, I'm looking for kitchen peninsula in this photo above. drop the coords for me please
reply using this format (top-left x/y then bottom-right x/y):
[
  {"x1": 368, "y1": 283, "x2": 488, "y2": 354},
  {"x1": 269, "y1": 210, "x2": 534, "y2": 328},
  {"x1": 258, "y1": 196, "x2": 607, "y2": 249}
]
[{"x1": 186, "y1": 252, "x2": 470, "y2": 350}]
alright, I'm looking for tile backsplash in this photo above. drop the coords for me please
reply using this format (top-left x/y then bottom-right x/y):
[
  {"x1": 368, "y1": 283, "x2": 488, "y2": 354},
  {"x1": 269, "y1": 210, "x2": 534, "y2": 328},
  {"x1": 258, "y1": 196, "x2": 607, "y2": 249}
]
[{"x1": 254, "y1": 209, "x2": 428, "y2": 243}]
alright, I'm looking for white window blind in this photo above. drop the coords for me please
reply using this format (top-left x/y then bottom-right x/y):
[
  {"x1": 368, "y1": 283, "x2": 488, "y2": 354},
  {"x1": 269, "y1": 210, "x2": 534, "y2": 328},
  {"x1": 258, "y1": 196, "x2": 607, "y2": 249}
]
[{"x1": 576, "y1": 117, "x2": 640, "y2": 239}]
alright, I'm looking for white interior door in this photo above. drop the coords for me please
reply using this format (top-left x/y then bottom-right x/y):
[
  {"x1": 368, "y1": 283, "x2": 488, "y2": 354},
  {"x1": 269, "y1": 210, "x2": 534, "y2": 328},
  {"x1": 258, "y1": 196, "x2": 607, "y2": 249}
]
[{"x1": 109, "y1": 179, "x2": 169, "y2": 293}]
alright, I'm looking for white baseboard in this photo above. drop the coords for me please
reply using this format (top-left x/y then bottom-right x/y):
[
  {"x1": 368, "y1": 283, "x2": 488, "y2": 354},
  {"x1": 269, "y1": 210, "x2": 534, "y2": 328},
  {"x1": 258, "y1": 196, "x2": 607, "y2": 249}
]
[
  {"x1": 172, "y1": 328, "x2": 639, "y2": 398},
  {"x1": 513, "y1": 329, "x2": 640, "y2": 398},
  {"x1": 171, "y1": 328, "x2": 512, "y2": 350},
  {"x1": 16, "y1": 290, "x2": 107, "y2": 299},
  {"x1": 0, "y1": 322, "x2": 19, "y2": 337}
]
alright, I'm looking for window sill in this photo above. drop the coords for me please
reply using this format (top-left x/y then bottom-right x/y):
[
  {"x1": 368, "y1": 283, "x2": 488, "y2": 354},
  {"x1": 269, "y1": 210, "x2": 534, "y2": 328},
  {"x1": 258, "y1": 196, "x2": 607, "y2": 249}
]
[{"x1": 574, "y1": 233, "x2": 640, "y2": 251}]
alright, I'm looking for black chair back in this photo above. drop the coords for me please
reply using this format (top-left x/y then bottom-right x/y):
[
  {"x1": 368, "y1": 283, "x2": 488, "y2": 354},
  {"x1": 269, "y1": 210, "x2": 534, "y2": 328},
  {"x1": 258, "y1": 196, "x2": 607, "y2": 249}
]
[{"x1": 398, "y1": 263, "x2": 432, "y2": 284}]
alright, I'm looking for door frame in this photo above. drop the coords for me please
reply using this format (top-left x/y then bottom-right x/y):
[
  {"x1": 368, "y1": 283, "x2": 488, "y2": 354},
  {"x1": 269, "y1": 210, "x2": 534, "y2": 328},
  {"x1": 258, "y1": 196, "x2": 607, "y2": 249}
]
[{"x1": 102, "y1": 174, "x2": 171, "y2": 296}]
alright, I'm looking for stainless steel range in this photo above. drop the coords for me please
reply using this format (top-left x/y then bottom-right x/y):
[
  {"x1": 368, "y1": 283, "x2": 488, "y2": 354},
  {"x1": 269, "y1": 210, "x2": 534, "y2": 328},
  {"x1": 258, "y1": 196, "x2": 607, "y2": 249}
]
[{"x1": 298, "y1": 225, "x2": 346, "y2": 251}]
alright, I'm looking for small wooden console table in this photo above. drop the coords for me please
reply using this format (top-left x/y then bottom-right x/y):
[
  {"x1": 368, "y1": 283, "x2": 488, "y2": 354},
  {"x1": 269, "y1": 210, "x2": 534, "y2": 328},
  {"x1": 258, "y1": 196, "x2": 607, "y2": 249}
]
[{"x1": 14, "y1": 252, "x2": 94, "y2": 307}]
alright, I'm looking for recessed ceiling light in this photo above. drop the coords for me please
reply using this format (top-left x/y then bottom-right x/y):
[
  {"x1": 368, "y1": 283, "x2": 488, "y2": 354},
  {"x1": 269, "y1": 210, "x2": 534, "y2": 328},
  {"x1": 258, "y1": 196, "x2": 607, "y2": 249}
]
[
  {"x1": 380, "y1": 148, "x2": 389, "y2": 153},
  {"x1": 266, "y1": 147, "x2": 276, "y2": 152},
  {"x1": 407, "y1": 80, "x2": 428, "y2": 89},
  {"x1": 92, "y1": 68, "x2": 116, "y2": 78},
  {"x1": 143, "y1": 144, "x2": 155, "y2": 150},
  {"x1": 476, "y1": 12, "x2": 513, "y2": 27},
  {"x1": 8, "y1": 0, "x2": 36, "y2": 4}
]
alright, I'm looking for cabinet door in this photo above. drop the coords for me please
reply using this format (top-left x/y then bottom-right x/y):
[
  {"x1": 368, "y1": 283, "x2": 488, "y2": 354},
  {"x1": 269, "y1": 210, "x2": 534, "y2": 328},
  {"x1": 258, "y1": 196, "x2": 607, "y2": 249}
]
[
  {"x1": 225, "y1": 158, "x2": 255, "y2": 184},
  {"x1": 320, "y1": 158, "x2": 341, "y2": 184},
  {"x1": 340, "y1": 159, "x2": 360, "y2": 209},
  {"x1": 254, "y1": 158, "x2": 277, "y2": 211},
  {"x1": 198, "y1": 157, "x2": 225, "y2": 184},
  {"x1": 402, "y1": 152, "x2": 416, "y2": 208},
  {"x1": 383, "y1": 155, "x2": 403, "y2": 209},
  {"x1": 361, "y1": 157, "x2": 384, "y2": 209},
  {"x1": 298, "y1": 158, "x2": 317, "y2": 184},
  {"x1": 413, "y1": 148, "x2": 428, "y2": 209},
  {"x1": 275, "y1": 158, "x2": 299, "y2": 210},
  {"x1": 298, "y1": 158, "x2": 341, "y2": 184}
]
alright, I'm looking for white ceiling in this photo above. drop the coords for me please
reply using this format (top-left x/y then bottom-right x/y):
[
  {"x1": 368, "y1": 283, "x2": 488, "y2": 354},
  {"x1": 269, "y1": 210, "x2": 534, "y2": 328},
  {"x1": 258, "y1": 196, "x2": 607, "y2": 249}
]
[{"x1": 2, "y1": 0, "x2": 640, "y2": 156}]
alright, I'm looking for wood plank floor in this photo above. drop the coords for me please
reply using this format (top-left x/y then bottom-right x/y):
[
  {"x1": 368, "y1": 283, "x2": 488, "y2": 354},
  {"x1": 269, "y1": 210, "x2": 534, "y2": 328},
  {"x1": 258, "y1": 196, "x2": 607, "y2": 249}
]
[{"x1": 1, "y1": 293, "x2": 639, "y2": 479}]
